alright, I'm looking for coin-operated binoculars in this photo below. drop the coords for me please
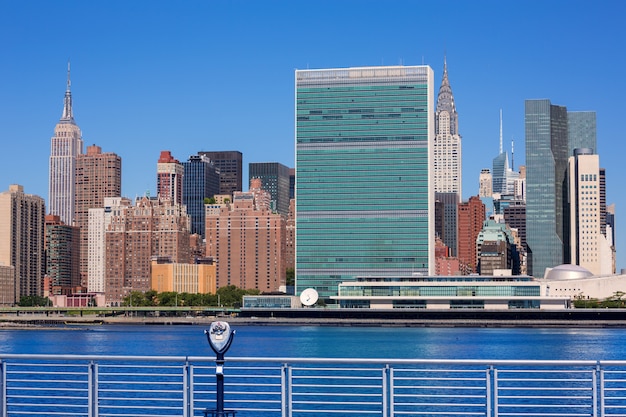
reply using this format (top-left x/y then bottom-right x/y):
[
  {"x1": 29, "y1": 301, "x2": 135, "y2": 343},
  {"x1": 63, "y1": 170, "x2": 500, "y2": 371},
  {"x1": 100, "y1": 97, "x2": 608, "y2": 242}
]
[{"x1": 204, "y1": 321, "x2": 236, "y2": 417}]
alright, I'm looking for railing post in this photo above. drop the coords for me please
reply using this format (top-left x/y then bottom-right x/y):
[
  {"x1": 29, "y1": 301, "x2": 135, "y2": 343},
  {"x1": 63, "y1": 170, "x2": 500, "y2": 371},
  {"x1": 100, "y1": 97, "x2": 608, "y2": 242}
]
[
  {"x1": 382, "y1": 364, "x2": 389, "y2": 417},
  {"x1": 281, "y1": 363, "x2": 288, "y2": 417},
  {"x1": 389, "y1": 365, "x2": 395, "y2": 417},
  {"x1": 184, "y1": 361, "x2": 190, "y2": 417},
  {"x1": 0, "y1": 360, "x2": 5, "y2": 417},
  {"x1": 493, "y1": 366, "x2": 498, "y2": 417},
  {"x1": 486, "y1": 365, "x2": 493, "y2": 417},
  {"x1": 88, "y1": 361, "x2": 98, "y2": 417},
  {"x1": 596, "y1": 363, "x2": 602, "y2": 417},
  {"x1": 287, "y1": 364, "x2": 293, "y2": 417}
]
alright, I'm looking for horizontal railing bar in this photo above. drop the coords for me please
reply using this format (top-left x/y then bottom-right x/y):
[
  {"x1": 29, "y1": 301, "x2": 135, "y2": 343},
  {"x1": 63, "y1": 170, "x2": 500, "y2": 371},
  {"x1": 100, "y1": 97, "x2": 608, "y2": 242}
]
[
  {"x1": 396, "y1": 394, "x2": 486, "y2": 398},
  {"x1": 395, "y1": 385, "x2": 485, "y2": 390}
]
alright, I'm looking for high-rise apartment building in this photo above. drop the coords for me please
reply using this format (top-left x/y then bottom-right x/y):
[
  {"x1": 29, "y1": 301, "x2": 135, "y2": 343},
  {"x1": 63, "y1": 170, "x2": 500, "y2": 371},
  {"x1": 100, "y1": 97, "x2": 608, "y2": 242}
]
[
  {"x1": 434, "y1": 59, "x2": 462, "y2": 197},
  {"x1": 182, "y1": 154, "x2": 220, "y2": 237},
  {"x1": 249, "y1": 162, "x2": 291, "y2": 216},
  {"x1": 157, "y1": 151, "x2": 183, "y2": 205},
  {"x1": 457, "y1": 196, "x2": 486, "y2": 273},
  {"x1": 205, "y1": 179, "x2": 285, "y2": 292},
  {"x1": 0, "y1": 185, "x2": 46, "y2": 302},
  {"x1": 296, "y1": 65, "x2": 434, "y2": 299},
  {"x1": 198, "y1": 151, "x2": 243, "y2": 196},
  {"x1": 45, "y1": 215, "x2": 80, "y2": 290},
  {"x1": 285, "y1": 199, "x2": 296, "y2": 272},
  {"x1": 568, "y1": 148, "x2": 614, "y2": 275},
  {"x1": 75, "y1": 144, "x2": 122, "y2": 283},
  {"x1": 104, "y1": 197, "x2": 191, "y2": 306},
  {"x1": 49, "y1": 63, "x2": 83, "y2": 225},
  {"x1": 525, "y1": 99, "x2": 569, "y2": 278},
  {"x1": 150, "y1": 257, "x2": 216, "y2": 294},
  {"x1": 88, "y1": 197, "x2": 130, "y2": 294}
]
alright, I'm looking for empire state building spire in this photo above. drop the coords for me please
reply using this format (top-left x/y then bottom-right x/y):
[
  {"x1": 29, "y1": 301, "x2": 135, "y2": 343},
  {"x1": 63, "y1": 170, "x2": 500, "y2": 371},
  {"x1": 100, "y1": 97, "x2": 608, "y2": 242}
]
[{"x1": 60, "y1": 61, "x2": 74, "y2": 123}]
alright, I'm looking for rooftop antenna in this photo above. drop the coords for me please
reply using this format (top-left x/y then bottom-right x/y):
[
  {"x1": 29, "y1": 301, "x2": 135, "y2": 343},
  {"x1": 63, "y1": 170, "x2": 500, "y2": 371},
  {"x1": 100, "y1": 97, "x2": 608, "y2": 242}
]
[
  {"x1": 511, "y1": 139, "x2": 515, "y2": 171},
  {"x1": 499, "y1": 109, "x2": 503, "y2": 155}
]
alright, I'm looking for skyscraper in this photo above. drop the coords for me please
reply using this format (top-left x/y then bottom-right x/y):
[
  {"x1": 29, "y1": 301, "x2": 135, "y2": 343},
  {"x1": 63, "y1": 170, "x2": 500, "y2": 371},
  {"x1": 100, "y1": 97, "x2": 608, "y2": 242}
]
[
  {"x1": 457, "y1": 196, "x2": 486, "y2": 273},
  {"x1": 182, "y1": 153, "x2": 220, "y2": 237},
  {"x1": 157, "y1": 151, "x2": 183, "y2": 204},
  {"x1": 525, "y1": 99, "x2": 569, "y2": 278},
  {"x1": 49, "y1": 63, "x2": 83, "y2": 225},
  {"x1": 198, "y1": 151, "x2": 243, "y2": 196},
  {"x1": 568, "y1": 111, "x2": 597, "y2": 156},
  {"x1": 249, "y1": 162, "x2": 290, "y2": 216},
  {"x1": 0, "y1": 185, "x2": 45, "y2": 302},
  {"x1": 434, "y1": 58, "x2": 462, "y2": 197},
  {"x1": 296, "y1": 65, "x2": 434, "y2": 300},
  {"x1": 75, "y1": 144, "x2": 122, "y2": 283}
]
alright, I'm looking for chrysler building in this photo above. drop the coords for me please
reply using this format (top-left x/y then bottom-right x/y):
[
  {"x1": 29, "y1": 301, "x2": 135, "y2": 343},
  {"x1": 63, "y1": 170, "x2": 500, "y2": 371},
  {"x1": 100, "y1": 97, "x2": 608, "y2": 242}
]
[
  {"x1": 49, "y1": 62, "x2": 83, "y2": 225},
  {"x1": 434, "y1": 58, "x2": 462, "y2": 197}
]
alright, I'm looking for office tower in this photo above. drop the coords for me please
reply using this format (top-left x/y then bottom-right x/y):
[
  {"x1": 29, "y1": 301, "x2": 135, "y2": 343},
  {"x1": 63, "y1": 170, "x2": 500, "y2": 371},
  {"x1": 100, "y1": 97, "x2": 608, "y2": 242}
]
[
  {"x1": 434, "y1": 58, "x2": 462, "y2": 197},
  {"x1": 525, "y1": 99, "x2": 569, "y2": 278},
  {"x1": 568, "y1": 112, "x2": 597, "y2": 156},
  {"x1": 568, "y1": 149, "x2": 613, "y2": 275},
  {"x1": 296, "y1": 65, "x2": 434, "y2": 299},
  {"x1": 45, "y1": 215, "x2": 80, "y2": 290},
  {"x1": 503, "y1": 201, "x2": 527, "y2": 249},
  {"x1": 435, "y1": 192, "x2": 459, "y2": 257},
  {"x1": 75, "y1": 145, "x2": 122, "y2": 283},
  {"x1": 289, "y1": 168, "x2": 295, "y2": 200},
  {"x1": 457, "y1": 196, "x2": 486, "y2": 273},
  {"x1": 157, "y1": 151, "x2": 183, "y2": 204},
  {"x1": 150, "y1": 257, "x2": 216, "y2": 294},
  {"x1": 249, "y1": 162, "x2": 291, "y2": 216},
  {"x1": 479, "y1": 169, "x2": 492, "y2": 198},
  {"x1": 49, "y1": 63, "x2": 84, "y2": 225},
  {"x1": 206, "y1": 179, "x2": 285, "y2": 292},
  {"x1": 0, "y1": 185, "x2": 45, "y2": 302},
  {"x1": 477, "y1": 219, "x2": 519, "y2": 275},
  {"x1": 182, "y1": 154, "x2": 220, "y2": 237},
  {"x1": 104, "y1": 197, "x2": 191, "y2": 306},
  {"x1": 198, "y1": 151, "x2": 243, "y2": 195}
]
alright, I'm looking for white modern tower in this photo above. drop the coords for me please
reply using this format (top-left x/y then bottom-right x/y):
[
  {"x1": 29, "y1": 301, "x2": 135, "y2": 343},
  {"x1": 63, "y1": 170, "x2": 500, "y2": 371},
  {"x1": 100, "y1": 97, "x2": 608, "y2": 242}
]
[
  {"x1": 434, "y1": 58, "x2": 462, "y2": 197},
  {"x1": 49, "y1": 62, "x2": 83, "y2": 225}
]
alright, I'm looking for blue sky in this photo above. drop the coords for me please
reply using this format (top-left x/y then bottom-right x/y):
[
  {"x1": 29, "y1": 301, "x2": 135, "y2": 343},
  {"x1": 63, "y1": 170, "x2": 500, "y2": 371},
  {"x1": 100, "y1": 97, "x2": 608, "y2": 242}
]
[{"x1": 1, "y1": 1, "x2": 624, "y2": 270}]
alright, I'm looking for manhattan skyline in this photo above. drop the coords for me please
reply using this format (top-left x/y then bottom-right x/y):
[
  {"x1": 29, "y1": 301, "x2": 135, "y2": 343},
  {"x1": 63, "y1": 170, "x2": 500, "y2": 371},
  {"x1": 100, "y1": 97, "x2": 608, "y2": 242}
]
[{"x1": 0, "y1": 1, "x2": 624, "y2": 271}]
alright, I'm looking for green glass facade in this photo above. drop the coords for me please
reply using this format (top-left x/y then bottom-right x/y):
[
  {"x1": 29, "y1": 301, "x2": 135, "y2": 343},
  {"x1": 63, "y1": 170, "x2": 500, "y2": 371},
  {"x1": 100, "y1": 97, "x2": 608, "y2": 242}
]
[{"x1": 295, "y1": 66, "x2": 434, "y2": 299}]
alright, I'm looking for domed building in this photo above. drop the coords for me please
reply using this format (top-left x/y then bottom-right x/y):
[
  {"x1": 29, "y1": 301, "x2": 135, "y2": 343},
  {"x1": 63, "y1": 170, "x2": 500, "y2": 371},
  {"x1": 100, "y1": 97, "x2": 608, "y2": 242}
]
[{"x1": 540, "y1": 264, "x2": 626, "y2": 300}]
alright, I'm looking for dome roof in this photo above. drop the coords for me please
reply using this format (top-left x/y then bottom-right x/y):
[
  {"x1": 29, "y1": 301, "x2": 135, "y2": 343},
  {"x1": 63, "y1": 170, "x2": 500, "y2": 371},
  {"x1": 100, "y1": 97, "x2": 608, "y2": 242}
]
[{"x1": 545, "y1": 264, "x2": 594, "y2": 281}]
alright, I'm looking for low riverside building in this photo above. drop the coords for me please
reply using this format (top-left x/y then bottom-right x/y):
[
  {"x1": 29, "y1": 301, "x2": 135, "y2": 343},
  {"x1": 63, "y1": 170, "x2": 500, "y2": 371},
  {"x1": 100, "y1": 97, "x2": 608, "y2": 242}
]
[{"x1": 331, "y1": 274, "x2": 570, "y2": 310}]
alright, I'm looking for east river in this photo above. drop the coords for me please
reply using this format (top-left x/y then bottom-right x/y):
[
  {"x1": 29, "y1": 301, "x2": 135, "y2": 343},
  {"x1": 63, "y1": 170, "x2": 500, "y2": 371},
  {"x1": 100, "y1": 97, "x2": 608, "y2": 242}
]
[{"x1": 0, "y1": 324, "x2": 625, "y2": 360}]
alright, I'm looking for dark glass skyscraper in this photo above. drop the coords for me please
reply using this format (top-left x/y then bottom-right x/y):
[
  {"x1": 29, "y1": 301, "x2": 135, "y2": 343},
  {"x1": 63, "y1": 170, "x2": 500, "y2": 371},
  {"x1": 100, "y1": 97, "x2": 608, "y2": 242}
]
[
  {"x1": 198, "y1": 151, "x2": 243, "y2": 196},
  {"x1": 296, "y1": 66, "x2": 434, "y2": 300},
  {"x1": 249, "y1": 162, "x2": 290, "y2": 216},
  {"x1": 525, "y1": 99, "x2": 569, "y2": 277},
  {"x1": 182, "y1": 154, "x2": 220, "y2": 237}
]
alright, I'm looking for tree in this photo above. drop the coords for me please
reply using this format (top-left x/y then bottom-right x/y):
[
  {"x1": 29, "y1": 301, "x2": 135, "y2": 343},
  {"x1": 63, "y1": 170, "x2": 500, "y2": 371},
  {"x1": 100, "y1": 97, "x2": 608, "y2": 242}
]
[
  {"x1": 285, "y1": 268, "x2": 295, "y2": 287},
  {"x1": 19, "y1": 295, "x2": 50, "y2": 307}
]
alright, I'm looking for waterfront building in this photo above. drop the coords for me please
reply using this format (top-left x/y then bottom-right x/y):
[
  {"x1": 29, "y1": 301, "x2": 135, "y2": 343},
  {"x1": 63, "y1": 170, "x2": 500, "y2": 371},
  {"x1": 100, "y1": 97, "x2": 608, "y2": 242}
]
[
  {"x1": 0, "y1": 265, "x2": 14, "y2": 306},
  {"x1": 49, "y1": 63, "x2": 83, "y2": 225},
  {"x1": 45, "y1": 214, "x2": 80, "y2": 290},
  {"x1": 75, "y1": 144, "x2": 122, "y2": 283},
  {"x1": 198, "y1": 151, "x2": 243, "y2": 195},
  {"x1": 88, "y1": 197, "x2": 130, "y2": 294},
  {"x1": 150, "y1": 256, "x2": 216, "y2": 294},
  {"x1": 205, "y1": 178, "x2": 285, "y2": 292},
  {"x1": 457, "y1": 196, "x2": 486, "y2": 273},
  {"x1": 568, "y1": 148, "x2": 614, "y2": 275},
  {"x1": 157, "y1": 151, "x2": 183, "y2": 205},
  {"x1": 295, "y1": 65, "x2": 434, "y2": 299},
  {"x1": 332, "y1": 274, "x2": 569, "y2": 310},
  {"x1": 104, "y1": 197, "x2": 191, "y2": 306},
  {"x1": 525, "y1": 99, "x2": 569, "y2": 278},
  {"x1": 182, "y1": 153, "x2": 220, "y2": 237},
  {"x1": 249, "y1": 162, "x2": 291, "y2": 216},
  {"x1": 0, "y1": 185, "x2": 45, "y2": 301},
  {"x1": 433, "y1": 58, "x2": 462, "y2": 197}
]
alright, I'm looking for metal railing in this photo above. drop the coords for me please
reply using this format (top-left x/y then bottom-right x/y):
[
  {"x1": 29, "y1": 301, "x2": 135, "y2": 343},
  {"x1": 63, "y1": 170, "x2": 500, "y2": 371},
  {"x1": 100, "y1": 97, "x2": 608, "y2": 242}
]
[{"x1": 1, "y1": 355, "x2": 626, "y2": 416}]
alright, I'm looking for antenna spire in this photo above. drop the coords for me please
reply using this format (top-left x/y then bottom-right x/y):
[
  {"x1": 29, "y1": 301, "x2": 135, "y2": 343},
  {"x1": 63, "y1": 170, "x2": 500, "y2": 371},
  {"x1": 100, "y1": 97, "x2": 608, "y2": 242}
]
[
  {"x1": 511, "y1": 138, "x2": 515, "y2": 171},
  {"x1": 61, "y1": 60, "x2": 74, "y2": 122},
  {"x1": 499, "y1": 109, "x2": 503, "y2": 154}
]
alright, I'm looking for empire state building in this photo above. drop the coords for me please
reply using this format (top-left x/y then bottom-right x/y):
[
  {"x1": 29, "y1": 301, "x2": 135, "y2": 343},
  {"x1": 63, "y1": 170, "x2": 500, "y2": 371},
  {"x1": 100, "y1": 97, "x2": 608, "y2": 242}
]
[{"x1": 48, "y1": 63, "x2": 83, "y2": 225}]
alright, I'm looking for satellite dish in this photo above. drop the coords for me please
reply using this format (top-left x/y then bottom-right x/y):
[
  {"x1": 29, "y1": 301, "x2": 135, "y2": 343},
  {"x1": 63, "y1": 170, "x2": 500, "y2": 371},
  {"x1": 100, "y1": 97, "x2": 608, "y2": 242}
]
[{"x1": 300, "y1": 288, "x2": 319, "y2": 306}]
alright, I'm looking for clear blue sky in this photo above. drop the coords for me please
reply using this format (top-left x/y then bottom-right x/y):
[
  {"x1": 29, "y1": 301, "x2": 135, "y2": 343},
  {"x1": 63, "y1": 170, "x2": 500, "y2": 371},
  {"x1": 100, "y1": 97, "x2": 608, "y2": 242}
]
[{"x1": 1, "y1": 1, "x2": 624, "y2": 270}]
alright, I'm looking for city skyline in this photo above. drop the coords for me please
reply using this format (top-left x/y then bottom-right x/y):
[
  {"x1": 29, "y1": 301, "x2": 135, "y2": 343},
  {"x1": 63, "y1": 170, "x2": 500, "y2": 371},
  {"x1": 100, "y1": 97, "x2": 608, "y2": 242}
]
[{"x1": 0, "y1": 1, "x2": 624, "y2": 270}]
